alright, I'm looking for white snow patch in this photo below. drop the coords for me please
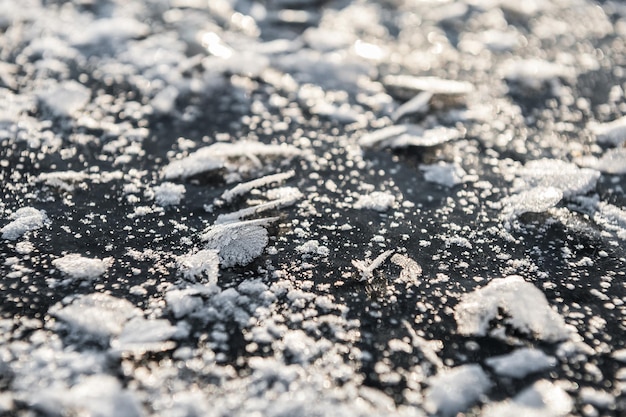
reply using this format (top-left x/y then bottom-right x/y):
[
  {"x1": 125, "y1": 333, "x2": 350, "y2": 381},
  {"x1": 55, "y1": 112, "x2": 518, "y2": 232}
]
[
  {"x1": 1, "y1": 207, "x2": 48, "y2": 240},
  {"x1": 485, "y1": 348, "x2": 557, "y2": 378},
  {"x1": 454, "y1": 275, "x2": 571, "y2": 342},
  {"x1": 154, "y1": 182, "x2": 186, "y2": 206},
  {"x1": 354, "y1": 191, "x2": 396, "y2": 211},
  {"x1": 501, "y1": 58, "x2": 575, "y2": 90},
  {"x1": 421, "y1": 161, "x2": 468, "y2": 187},
  {"x1": 501, "y1": 187, "x2": 564, "y2": 220},
  {"x1": 112, "y1": 317, "x2": 178, "y2": 354},
  {"x1": 482, "y1": 379, "x2": 573, "y2": 417},
  {"x1": 38, "y1": 80, "x2": 91, "y2": 117},
  {"x1": 295, "y1": 240, "x2": 330, "y2": 257},
  {"x1": 424, "y1": 364, "x2": 492, "y2": 417},
  {"x1": 177, "y1": 249, "x2": 219, "y2": 284},
  {"x1": 576, "y1": 147, "x2": 626, "y2": 174},
  {"x1": 514, "y1": 159, "x2": 600, "y2": 198},
  {"x1": 52, "y1": 254, "x2": 112, "y2": 280},
  {"x1": 359, "y1": 124, "x2": 460, "y2": 149},
  {"x1": 590, "y1": 116, "x2": 626, "y2": 146}
]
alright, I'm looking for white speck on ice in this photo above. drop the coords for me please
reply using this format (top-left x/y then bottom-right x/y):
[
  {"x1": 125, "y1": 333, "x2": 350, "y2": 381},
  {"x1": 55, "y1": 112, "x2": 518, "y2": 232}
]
[
  {"x1": 482, "y1": 379, "x2": 573, "y2": 417},
  {"x1": 424, "y1": 364, "x2": 491, "y2": 417},
  {"x1": 354, "y1": 191, "x2": 396, "y2": 211},
  {"x1": 454, "y1": 275, "x2": 571, "y2": 342},
  {"x1": 1, "y1": 207, "x2": 48, "y2": 240},
  {"x1": 52, "y1": 254, "x2": 112, "y2": 280},
  {"x1": 420, "y1": 161, "x2": 468, "y2": 187},
  {"x1": 154, "y1": 182, "x2": 186, "y2": 207},
  {"x1": 485, "y1": 348, "x2": 557, "y2": 378}
]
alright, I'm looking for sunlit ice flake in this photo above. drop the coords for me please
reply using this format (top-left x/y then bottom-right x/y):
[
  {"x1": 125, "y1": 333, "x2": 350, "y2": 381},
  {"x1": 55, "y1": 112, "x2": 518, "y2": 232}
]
[
  {"x1": 52, "y1": 254, "x2": 113, "y2": 281},
  {"x1": 359, "y1": 124, "x2": 460, "y2": 149},
  {"x1": 420, "y1": 161, "x2": 468, "y2": 187},
  {"x1": 177, "y1": 249, "x2": 219, "y2": 284},
  {"x1": 514, "y1": 159, "x2": 600, "y2": 198},
  {"x1": 354, "y1": 191, "x2": 396, "y2": 212},
  {"x1": 424, "y1": 364, "x2": 492, "y2": 417},
  {"x1": 352, "y1": 249, "x2": 394, "y2": 282},
  {"x1": 481, "y1": 379, "x2": 573, "y2": 417},
  {"x1": 500, "y1": 58, "x2": 576, "y2": 90},
  {"x1": 110, "y1": 317, "x2": 177, "y2": 355},
  {"x1": 353, "y1": 40, "x2": 386, "y2": 61},
  {"x1": 162, "y1": 141, "x2": 301, "y2": 180},
  {"x1": 391, "y1": 91, "x2": 432, "y2": 121},
  {"x1": 454, "y1": 275, "x2": 571, "y2": 343},
  {"x1": 485, "y1": 348, "x2": 557, "y2": 379},
  {"x1": 215, "y1": 194, "x2": 301, "y2": 224},
  {"x1": 1, "y1": 207, "x2": 48, "y2": 240},
  {"x1": 589, "y1": 116, "x2": 626, "y2": 146},
  {"x1": 391, "y1": 254, "x2": 422, "y2": 286},
  {"x1": 200, "y1": 32, "x2": 233, "y2": 58},
  {"x1": 575, "y1": 147, "x2": 626, "y2": 174},
  {"x1": 500, "y1": 187, "x2": 563, "y2": 221},
  {"x1": 219, "y1": 171, "x2": 295, "y2": 204},
  {"x1": 383, "y1": 75, "x2": 474, "y2": 101},
  {"x1": 37, "y1": 171, "x2": 88, "y2": 192},
  {"x1": 153, "y1": 182, "x2": 186, "y2": 207},
  {"x1": 201, "y1": 217, "x2": 278, "y2": 268}
]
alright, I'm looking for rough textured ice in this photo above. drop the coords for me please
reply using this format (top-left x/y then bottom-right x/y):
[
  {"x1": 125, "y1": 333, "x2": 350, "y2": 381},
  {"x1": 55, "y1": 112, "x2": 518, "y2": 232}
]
[
  {"x1": 112, "y1": 317, "x2": 177, "y2": 353},
  {"x1": 515, "y1": 159, "x2": 600, "y2": 198},
  {"x1": 354, "y1": 191, "x2": 396, "y2": 211},
  {"x1": 501, "y1": 58, "x2": 575, "y2": 90},
  {"x1": 1, "y1": 207, "x2": 48, "y2": 240},
  {"x1": 177, "y1": 249, "x2": 219, "y2": 283},
  {"x1": 482, "y1": 379, "x2": 573, "y2": 417},
  {"x1": 485, "y1": 348, "x2": 557, "y2": 378},
  {"x1": 154, "y1": 182, "x2": 186, "y2": 206},
  {"x1": 424, "y1": 364, "x2": 492, "y2": 417},
  {"x1": 52, "y1": 254, "x2": 112, "y2": 280},
  {"x1": 454, "y1": 275, "x2": 571, "y2": 342},
  {"x1": 295, "y1": 240, "x2": 330, "y2": 257},
  {"x1": 576, "y1": 147, "x2": 626, "y2": 174},
  {"x1": 501, "y1": 187, "x2": 564, "y2": 220}
]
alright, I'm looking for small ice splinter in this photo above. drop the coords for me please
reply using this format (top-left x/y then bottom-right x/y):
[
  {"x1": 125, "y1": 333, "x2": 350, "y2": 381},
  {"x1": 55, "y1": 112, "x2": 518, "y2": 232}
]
[{"x1": 351, "y1": 249, "x2": 394, "y2": 282}]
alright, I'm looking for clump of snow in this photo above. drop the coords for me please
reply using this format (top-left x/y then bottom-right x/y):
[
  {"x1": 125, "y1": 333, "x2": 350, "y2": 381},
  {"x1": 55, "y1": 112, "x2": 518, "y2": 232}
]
[
  {"x1": 589, "y1": 116, "x2": 626, "y2": 146},
  {"x1": 154, "y1": 182, "x2": 186, "y2": 206},
  {"x1": 201, "y1": 218, "x2": 277, "y2": 268},
  {"x1": 111, "y1": 317, "x2": 177, "y2": 354},
  {"x1": 1, "y1": 207, "x2": 48, "y2": 240},
  {"x1": 50, "y1": 293, "x2": 141, "y2": 341},
  {"x1": 352, "y1": 250, "x2": 394, "y2": 281},
  {"x1": 177, "y1": 249, "x2": 219, "y2": 284},
  {"x1": 354, "y1": 191, "x2": 396, "y2": 211},
  {"x1": 424, "y1": 364, "x2": 492, "y2": 417},
  {"x1": 482, "y1": 379, "x2": 573, "y2": 417},
  {"x1": 485, "y1": 348, "x2": 557, "y2": 378},
  {"x1": 295, "y1": 240, "x2": 330, "y2": 257},
  {"x1": 420, "y1": 161, "x2": 468, "y2": 187},
  {"x1": 37, "y1": 171, "x2": 88, "y2": 192},
  {"x1": 391, "y1": 253, "x2": 422, "y2": 285},
  {"x1": 52, "y1": 254, "x2": 112, "y2": 281},
  {"x1": 454, "y1": 275, "x2": 571, "y2": 342},
  {"x1": 37, "y1": 80, "x2": 91, "y2": 117}
]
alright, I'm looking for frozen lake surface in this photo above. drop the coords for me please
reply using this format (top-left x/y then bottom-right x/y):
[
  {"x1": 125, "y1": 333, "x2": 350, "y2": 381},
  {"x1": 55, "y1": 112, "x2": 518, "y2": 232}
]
[{"x1": 1, "y1": 0, "x2": 626, "y2": 416}]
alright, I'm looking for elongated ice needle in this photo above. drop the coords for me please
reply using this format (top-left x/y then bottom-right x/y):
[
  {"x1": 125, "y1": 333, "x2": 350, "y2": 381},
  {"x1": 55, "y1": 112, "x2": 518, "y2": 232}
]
[{"x1": 351, "y1": 249, "x2": 394, "y2": 282}]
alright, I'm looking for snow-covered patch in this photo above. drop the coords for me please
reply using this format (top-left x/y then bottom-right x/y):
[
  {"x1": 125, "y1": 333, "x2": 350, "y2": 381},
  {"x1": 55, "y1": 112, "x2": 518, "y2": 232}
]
[
  {"x1": 37, "y1": 80, "x2": 91, "y2": 117},
  {"x1": 501, "y1": 58, "x2": 575, "y2": 90},
  {"x1": 50, "y1": 293, "x2": 141, "y2": 341},
  {"x1": 383, "y1": 75, "x2": 474, "y2": 100},
  {"x1": 500, "y1": 187, "x2": 564, "y2": 220},
  {"x1": 482, "y1": 379, "x2": 573, "y2": 417},
  {"x1": 485, "y1": 348, "x2": 557, "y2": 378},
  {"x1": 359, "y1": 124, "x2": 460, "y2": 149},
  {"x1": 390, "y1": 253, "x2": 422, "y2": 286},
  {"x1": 154, "y1": 182, "x2": 186, "y2": 206},
  {"x1": 589, "y1": 116, "x2": 626, "y2": 146},
  {"x1": 420, "y1": 161, "x2": 468, "y2": 187},
  {"x1": 111, "y1": 317, "x2": 177, "y2": 354},
  {"x1": 1, "y1": 207, "x2": 48, "y2": 240},
  {"x1": 52, "y1": 254, "x2": 112, "y2": 281},
  {"x1": 424, "y1": 364, "x2": 491, "y2": 417},
  {"x1": 454, "y1": 275, "x2": 571, "y2": 342},
  {"x1": 201, "y1": 218, "x2": 277, "y2": 268},
  {"x1": 576, "y1": 147, "x2": 626, "y2": 174},
  {"x1": 354, "y1": 191, "x2": 396, "y2": 211},
  {"x1": 37, "y1": 171, "x2": 88, "y2": 192},
  {"x1": 513, "y1": 159, "x2": 600, "y2": 198},
  {"x1": 177, "y1": 249, "x2": 219, "y2": 284}
]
